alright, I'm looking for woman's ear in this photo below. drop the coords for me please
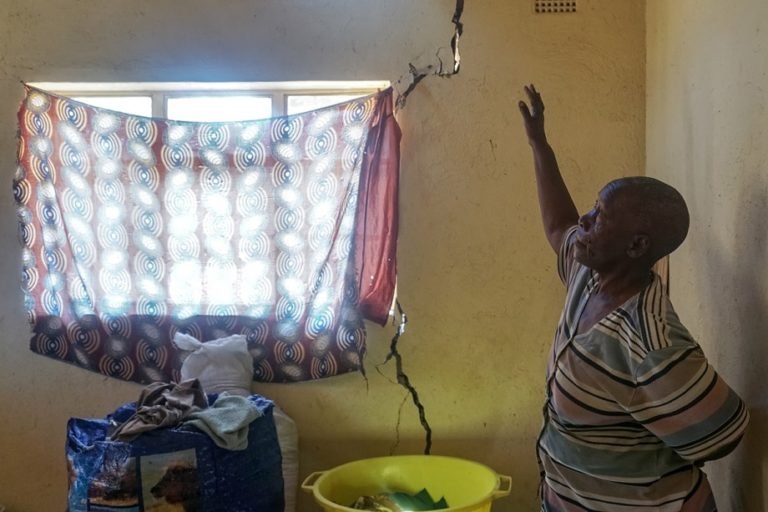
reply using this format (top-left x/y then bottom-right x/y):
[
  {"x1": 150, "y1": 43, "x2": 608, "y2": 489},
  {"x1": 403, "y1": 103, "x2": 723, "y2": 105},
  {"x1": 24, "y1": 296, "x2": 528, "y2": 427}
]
[{"x1": 627, "y1": 234, "x2": 650, "y2": 259}]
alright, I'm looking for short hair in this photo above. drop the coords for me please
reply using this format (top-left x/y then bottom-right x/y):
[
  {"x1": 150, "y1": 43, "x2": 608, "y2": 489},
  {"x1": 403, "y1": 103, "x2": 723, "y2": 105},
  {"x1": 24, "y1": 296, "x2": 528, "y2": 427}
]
[{"x1": 606, "y1": 177, "x2": 690, "y2": 263}]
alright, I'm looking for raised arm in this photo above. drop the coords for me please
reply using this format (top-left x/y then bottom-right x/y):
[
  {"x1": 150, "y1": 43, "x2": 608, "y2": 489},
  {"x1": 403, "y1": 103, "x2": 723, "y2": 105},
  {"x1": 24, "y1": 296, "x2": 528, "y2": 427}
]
[{"x1": 518, "y1": 85, "x2": 579, "y2": 252}]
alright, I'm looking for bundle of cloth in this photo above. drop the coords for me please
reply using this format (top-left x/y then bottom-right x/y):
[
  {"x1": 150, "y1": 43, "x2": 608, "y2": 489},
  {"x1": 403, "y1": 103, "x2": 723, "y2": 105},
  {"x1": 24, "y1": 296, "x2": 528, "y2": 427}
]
[{"x1": 110, "y1": 378, "x2": 262, "y2": 451}]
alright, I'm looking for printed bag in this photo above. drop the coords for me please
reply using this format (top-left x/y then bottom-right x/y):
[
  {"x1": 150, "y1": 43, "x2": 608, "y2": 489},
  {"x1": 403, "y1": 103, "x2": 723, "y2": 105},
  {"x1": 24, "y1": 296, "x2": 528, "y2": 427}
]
[{"x1": 66, "y1": 394, "x2": 284, "y2": 512}]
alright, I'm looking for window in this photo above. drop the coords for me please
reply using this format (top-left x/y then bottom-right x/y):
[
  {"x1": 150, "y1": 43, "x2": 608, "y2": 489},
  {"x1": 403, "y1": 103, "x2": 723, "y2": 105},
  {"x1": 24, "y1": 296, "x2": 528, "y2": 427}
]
[
  {"x1": 70, "y1": 96, "x2": 153, "y2": 117},
  {"x1": 30, "y1": 81, "x2": 390, "y2": 121},
  {"x1": 166, "y1": 96, "x2": 272, "y2": 122}
]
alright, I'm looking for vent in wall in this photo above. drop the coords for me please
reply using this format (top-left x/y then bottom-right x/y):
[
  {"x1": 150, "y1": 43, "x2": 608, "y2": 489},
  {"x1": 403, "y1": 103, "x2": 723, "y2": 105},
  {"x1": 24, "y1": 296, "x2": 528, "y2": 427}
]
[{"x1": 534, "y1": 1, "x2": 577, "y2": 13}]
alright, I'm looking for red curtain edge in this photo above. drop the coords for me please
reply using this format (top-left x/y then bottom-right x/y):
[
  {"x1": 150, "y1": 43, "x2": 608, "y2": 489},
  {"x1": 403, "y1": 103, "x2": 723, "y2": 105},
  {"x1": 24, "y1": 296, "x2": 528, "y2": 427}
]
[{"x1": 354, "y1": 88, "x2": 401, "y2": 326}]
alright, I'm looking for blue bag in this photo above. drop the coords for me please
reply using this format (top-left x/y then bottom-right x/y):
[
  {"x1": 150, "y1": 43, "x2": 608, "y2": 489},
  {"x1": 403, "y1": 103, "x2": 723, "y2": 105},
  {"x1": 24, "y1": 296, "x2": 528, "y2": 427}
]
[{"x1": 66, "y1": 394, "x2": 284, "y2": 512}]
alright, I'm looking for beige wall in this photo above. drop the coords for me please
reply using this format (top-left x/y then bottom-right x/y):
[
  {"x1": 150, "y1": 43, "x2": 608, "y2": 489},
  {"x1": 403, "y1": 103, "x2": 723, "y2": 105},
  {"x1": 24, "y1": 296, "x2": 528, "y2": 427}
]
[
  {"x1": 647, "y1": 1, "x2": 768, "y2": 511},
  {"x1": 0, "y1": 1, "x2": 645, "y2": 510}
]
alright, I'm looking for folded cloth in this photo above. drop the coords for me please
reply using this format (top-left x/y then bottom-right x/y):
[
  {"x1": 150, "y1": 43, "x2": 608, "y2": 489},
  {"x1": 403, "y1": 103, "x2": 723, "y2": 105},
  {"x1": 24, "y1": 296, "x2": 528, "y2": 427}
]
[
  {"x1": 110, "y1": 379, "x2": 207, "y2": 441},
  {"x1": 185, "y1": 394, "x2": 262, "y2": 450}
]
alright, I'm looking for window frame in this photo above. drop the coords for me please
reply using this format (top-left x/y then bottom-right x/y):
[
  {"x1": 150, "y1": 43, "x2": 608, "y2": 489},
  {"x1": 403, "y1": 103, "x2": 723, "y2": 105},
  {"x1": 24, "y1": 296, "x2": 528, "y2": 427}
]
[{"x1": 27, "y1": 81, "x2": 391, "y2": 118}]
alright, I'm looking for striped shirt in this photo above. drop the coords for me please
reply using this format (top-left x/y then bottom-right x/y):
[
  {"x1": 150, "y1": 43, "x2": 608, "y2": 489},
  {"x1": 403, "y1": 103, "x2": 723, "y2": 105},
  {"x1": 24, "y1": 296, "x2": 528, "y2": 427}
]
[{"x1": 538, "y1": 226, "x2": 749, "y2": 512}]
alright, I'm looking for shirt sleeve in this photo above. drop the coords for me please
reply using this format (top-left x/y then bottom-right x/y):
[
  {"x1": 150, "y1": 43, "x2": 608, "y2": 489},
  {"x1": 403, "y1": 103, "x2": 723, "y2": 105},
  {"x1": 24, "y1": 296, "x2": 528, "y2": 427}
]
[
  {"x1": 627, "y1": 344, "x2": 749, "y2": 462},
  {"x1": 557, "y1": 225, "x2": 580, "y2": 286}
]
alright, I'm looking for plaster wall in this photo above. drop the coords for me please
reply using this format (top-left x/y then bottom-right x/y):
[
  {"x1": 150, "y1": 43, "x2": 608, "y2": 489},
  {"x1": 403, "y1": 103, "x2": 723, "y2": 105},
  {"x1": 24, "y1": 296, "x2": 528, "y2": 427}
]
[
  {"x1": 0, "y1": 1, "x2": 645, "y2": 509},
  {"x1": 647, "y1": 1, "x2": 768, "y2": 510}
]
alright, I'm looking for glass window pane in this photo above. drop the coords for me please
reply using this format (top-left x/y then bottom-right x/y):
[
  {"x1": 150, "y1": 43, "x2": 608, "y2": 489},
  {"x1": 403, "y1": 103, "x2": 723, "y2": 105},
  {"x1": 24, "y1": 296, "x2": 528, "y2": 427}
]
[
  {"x1": 71, "y1": 96, "x2": 153, "y2": 117},
  {"x1": 167, "y1": 96, "x2": 272, "y2": 122},
  {"x1": 287, "y1": 94, "x2": 367, "y2": 115}
]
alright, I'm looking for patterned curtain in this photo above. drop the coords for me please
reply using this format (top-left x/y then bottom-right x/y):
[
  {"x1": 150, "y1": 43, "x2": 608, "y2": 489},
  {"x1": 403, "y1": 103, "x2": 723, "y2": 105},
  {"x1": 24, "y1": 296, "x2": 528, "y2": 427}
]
[{"x1": 14, "y1": 86, "x2": 400, "y2": 384}]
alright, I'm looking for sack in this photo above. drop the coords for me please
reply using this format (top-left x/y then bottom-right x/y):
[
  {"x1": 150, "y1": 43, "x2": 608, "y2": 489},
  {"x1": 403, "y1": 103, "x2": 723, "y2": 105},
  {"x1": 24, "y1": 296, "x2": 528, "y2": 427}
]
[
  {"x1": 272, "y1": 407, "x2": 299, "y2": 512},
  {"x1": 66, "y1": 394, "x2": 284, "y2": 512}
]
